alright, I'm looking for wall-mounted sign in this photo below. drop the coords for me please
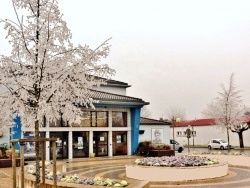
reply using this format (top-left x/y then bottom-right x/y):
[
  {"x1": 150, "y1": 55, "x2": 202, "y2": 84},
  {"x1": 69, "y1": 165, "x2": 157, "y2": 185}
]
[
  {"x1": 78, "y1": 137, "x2": 83, "y2": 149},
  {"x1": 117, "y1": 135, "x2": 121, "y2": 143}
]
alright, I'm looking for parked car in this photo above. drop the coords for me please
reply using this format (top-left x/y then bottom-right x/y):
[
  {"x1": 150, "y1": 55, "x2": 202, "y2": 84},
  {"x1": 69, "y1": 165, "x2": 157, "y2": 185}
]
[
  {"x1": 170, "y1": 139, "x2": 184, "y2": 153},
  {"x1": 208, "y1": 139, "x2": 229, "y2": 150}
]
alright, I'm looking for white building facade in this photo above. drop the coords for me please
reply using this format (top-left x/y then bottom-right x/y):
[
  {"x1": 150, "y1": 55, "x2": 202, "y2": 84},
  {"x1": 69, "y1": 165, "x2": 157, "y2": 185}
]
[
  {"x1": 170, "y1": 118, "x2": 250, "y2": 147},
  {"x1": 139, "y1": 117, "x2": 171, "y2": 145}
]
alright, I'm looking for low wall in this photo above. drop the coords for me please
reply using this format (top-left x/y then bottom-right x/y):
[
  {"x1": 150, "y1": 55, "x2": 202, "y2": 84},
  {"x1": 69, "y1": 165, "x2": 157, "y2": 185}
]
[
  {"x1": 126, "y1": 162, "x2": 228, "y2": 181},
  {"x1": 18, "y1": 162, "x2": 143, "y2": 188},
  {"x1": 16, "y1": 162, "x2": 67, "y2": 188},
  {"x1": 0, "y1": 158, "x2": 20, "y2": 168},
  {"x1": 149, "y1": 150, "x2": 175, "y2": 157}
]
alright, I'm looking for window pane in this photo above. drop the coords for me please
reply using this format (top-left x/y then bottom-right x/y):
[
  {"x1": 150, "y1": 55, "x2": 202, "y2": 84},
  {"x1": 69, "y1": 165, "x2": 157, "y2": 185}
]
[
  {"x1": 97, "y1": 112, "x2": 108, "y2": 127},
  {"x1": 72, "y1": 132, "x2": 89, "y2": 158},
  {"x1": 82, "y1": 112, "x2": 91, "y2": 127},
  {"x1": 71, "y1": 111, "x2": 91, "y2": 127},
  {"x1": 112, "y1": 131, "x2": 127, "y2": 155},
  {"x1": 91, "y1": 112, "x2": 96, "y2": 127},
  {"x1": 49, "y1": 119, "x2": 61, "y2": 127},
  {"x1": 112, "y1": 112, "x2": 127, "y2": 127},
  {"x1": 49, "y1": 114, "x2": 68, "y2": 127}
]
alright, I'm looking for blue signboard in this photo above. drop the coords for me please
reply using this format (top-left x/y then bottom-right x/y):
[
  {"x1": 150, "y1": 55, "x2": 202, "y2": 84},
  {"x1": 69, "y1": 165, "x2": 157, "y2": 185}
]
[{"x1": 11, "y1": 116, "x2": 22, "y2": 150}]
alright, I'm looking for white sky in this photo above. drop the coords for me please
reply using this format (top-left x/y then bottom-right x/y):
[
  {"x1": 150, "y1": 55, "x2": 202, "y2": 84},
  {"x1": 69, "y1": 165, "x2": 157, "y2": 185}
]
[{"x1": 1, "y1": 0, "x2": 250, "y2": 120}]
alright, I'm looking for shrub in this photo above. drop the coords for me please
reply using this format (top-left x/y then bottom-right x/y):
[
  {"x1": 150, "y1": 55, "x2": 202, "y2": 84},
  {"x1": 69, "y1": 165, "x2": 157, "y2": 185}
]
[
  {"x1": 141, "y1": 141, "x2": 152, "y2": 147},
  {"x1": 136, "y1": 141, "x2": 172, "y2": 156},
  {"x1": 151, "y1": 144, "x2": 171, "y2": 150},
  {"x1": 5, "y1": 149, "x2": 19, "y2": 158}
]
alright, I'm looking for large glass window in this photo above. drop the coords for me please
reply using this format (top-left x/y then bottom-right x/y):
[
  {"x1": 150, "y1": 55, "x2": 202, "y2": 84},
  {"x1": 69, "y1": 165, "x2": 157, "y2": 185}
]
[
  {"x1": 72, "y1": 132, "x2": 89, "y2": 158},
  {"x1": 49, "y1": 115, "x2": 68, "y2": 127},
  {"x1": 96, "y1": 112, "x2": 108, "y2": 127},
  {"x1": 23, "y1": 132, "x2": 45, "y2": 159},
  {"x1": 93, "y1": 131, "x2": 108, "y2": 157},
  {"x1": 71, "y1": 111, "x2": 108, "y2": 127},
  {"x1": 49, "y1": 132, "x2": 68, "y2": 159},
  {"x1": 71, "y1": 111, "x2": 91, "y2": 127},
  {"x1": 112, "y1": 112, "x2": 127, "y2": 127},
  {"x1": 112, "y1": 131, "x2": 127, "y2": 155}
]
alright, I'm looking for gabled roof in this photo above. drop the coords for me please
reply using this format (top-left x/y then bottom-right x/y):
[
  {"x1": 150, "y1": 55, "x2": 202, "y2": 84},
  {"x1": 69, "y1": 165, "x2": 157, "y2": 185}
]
[
  {"x1": 172, "y1": 116, "x2": 250, "y2": 127},
  {"x1": 88, "y1": 89, "x2": 149, "y2": 106},
  {"x1": 105, "y1": 79, "x2": 131, "y2": 88},
  {"x1": 93, "y1": 76, "x2": 131, "y2": 88},
  {"x1": 140, "y1": 117, "x2": 170, "y2": 125},
  {"x1": 172, "y1": 119, "x2": 216, "y2": 127}
]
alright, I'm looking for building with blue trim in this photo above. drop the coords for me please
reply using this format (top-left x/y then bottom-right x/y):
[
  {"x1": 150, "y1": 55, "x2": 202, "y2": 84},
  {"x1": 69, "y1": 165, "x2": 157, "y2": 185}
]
[{"x1": 18, "y1": 79, "x2": 149, "y2": 160}]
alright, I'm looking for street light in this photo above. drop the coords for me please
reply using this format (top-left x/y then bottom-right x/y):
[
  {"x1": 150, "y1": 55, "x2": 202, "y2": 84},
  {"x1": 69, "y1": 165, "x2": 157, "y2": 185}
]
[
  {"x1": 192, "y1": 125, "x2": 194, "y2": 148},
  {"x1": 186, "y1": 125, "x2": 191, "y2": 153},
  {"x1": 172, "y1": 117, "x2": 181, "y2": 151}
]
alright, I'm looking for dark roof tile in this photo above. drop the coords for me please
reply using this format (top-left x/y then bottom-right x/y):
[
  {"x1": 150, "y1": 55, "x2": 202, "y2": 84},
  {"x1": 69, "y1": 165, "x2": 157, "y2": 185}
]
[
  {"x1": 88, "y1": 89, "x2": 149, "y2": 105},
  {"x1": 140, "y1": 117, "x2": 170, "y2": 125}
]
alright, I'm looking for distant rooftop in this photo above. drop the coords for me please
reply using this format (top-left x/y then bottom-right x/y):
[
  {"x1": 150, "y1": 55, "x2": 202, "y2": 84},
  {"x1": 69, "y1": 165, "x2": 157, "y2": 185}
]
[
  {"x1": 93, "y1": 76, "x2": 131, "y2": 88},
  {"x1": 105, "y1": 79, "x2": 131, "y2": 88},
  {"x1": 140, "y1": 117, "x2": 170, "y2": 125},
  {"x1": 171, "y1": 116, "x2": 250, "y2": 127},
  {"x1": 172, "y1": 119, "x2": 215, "y2": 127}
]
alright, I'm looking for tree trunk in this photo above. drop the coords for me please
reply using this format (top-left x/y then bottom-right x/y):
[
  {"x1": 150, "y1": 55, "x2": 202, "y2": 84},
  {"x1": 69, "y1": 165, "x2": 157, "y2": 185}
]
[
  {"x1": 35, "y1": 119, "x2": 41, "y2": 188},
  {"x1": 226, "y1": 126, "x2": 230, "y2": 152},
  {"x1": 238, "y1": 131, "x2": 244, "y2": 148}
]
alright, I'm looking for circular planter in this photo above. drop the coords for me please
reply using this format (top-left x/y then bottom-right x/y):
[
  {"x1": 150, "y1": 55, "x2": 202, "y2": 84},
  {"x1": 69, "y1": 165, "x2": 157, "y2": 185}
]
[{"x1": 126, "y1": 162, "x2": 228, "y2": 181}]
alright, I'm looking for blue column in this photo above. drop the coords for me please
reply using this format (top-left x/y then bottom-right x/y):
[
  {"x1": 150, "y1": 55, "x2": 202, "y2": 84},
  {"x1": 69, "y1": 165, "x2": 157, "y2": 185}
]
[{"x1": 130, "y1": 107, "x2": 141, "y2": 154}]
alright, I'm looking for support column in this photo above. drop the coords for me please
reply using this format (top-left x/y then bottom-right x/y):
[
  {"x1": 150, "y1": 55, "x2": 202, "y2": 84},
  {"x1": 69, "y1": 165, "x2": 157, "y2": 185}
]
[
  {"x1": 127, "y1": 130, "x2": 131, "y2": 155},
  {"x1": 108, "y1": 131, "x2": 113, "y2": 157},
  {"x1": 68, "y1": 131, "x2": 73, "y2": 159},
  {"x1": 130, "y1": 108, "x2": 141, "y2": 154},
  {"x1": 46, "y1": 131, "x2": 50, "y2": 161},
  {"x1": 89, "y1": 131, "x2": 93, "y2": 155}
]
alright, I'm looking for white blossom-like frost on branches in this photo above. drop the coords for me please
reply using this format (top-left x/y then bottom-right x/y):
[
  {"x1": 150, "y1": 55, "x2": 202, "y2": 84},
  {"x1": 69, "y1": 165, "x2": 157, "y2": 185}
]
[{"x1": 0, "y1": 0, "x2": 115, "y2": 133}]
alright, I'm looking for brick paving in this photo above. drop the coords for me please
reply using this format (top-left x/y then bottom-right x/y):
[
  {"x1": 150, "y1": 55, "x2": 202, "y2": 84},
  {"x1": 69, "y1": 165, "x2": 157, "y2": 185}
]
[
  {"x1": 1, "y1": 154, "x2": 250, "y2": 188},
  {"x1": 0, "y1": 167, "x2": 13, "y2": 188}
]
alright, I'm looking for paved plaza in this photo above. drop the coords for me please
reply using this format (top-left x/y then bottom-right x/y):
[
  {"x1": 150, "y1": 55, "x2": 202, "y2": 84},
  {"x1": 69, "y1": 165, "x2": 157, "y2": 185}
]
[{"x1": 1, "y1": 153, "x2": 250, "y2": 188}]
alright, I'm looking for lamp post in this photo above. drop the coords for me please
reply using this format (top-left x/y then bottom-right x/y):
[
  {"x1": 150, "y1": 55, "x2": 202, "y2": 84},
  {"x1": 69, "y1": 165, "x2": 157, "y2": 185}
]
[
  {"x1": 172, "y1": 117, "x2": 181, "y2": 151},
  {"x1": 192, "y1": 125, "x2": 194, "y2": 148},
  {"x1": 186, "y1": 125, "x2": 191, "y2": 153}
]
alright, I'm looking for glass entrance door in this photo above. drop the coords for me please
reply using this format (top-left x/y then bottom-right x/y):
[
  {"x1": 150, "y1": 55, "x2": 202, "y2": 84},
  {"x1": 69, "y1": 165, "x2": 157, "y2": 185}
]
[
  {"x1": 50, "y1": 132, "x2": 68, "y2": 159},
  {"x1": 93, "y1": 131, "x2": 108, "y2": 157},
  {"x1": 112, "y1": 131, "x2": 127, "y2": 155}
]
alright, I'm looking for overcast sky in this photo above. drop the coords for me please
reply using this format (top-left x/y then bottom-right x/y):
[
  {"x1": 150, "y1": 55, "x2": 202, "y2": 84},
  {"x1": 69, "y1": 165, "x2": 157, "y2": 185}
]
[{"x1": 1, "y1": 1, "x2": 250, "y2": 120}]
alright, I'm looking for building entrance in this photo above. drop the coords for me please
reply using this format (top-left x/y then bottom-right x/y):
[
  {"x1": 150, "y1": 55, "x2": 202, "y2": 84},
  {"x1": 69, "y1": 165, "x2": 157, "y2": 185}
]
[
  {"x1": 93, "y1": 131, "x2": 108, "y2": 157},
  {"x1": 50, "y1": 132, "x2": 68, "y2": 159}
]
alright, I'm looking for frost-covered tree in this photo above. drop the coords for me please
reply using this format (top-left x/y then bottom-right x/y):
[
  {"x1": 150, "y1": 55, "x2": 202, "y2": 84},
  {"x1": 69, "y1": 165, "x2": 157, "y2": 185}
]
[
  {"x1": 202, "y1": 73, "x2": 245, "y2": 150},
  {"x1": 141, "y1": 106, "x2": 151, "y2": 118},
  {"x1": 230, "y1": 110, "x2": 249, "y2": 148},
  {"x1": 0, "y1": 96, "x2": 14, "y2": 134},
  {"x1": 166, "y1": 106, "x2": 186, "y2": 121},
  {"x1": 0, "y1": 0, "x2": 114, "y2": 186}
]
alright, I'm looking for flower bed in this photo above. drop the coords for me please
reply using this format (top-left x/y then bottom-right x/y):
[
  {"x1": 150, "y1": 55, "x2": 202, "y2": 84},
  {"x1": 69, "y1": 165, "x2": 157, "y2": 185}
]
[
  {"x1": 134, "y1": 155, "x2": 218, "y2": 167},
  {"x1": 126, "y1": 155, "x2": 228, "y2": 181},
  {"x1": 26, "y1": 161, "x2": 128, "y2": 187}
]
